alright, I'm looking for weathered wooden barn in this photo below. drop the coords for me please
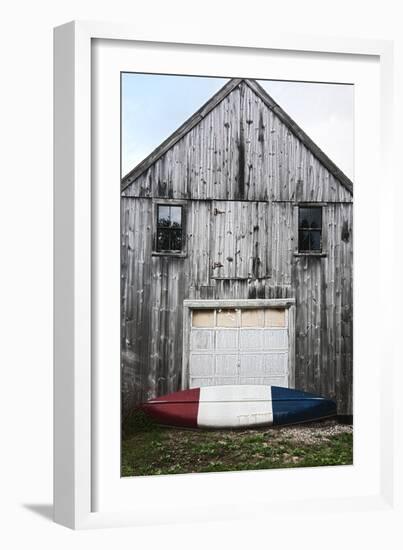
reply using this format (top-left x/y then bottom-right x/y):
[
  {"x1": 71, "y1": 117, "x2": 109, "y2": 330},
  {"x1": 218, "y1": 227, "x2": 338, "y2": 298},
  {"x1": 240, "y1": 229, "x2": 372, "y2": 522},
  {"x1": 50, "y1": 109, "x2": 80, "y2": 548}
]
[{"x1": 121, "y1": 78, "x2": 353, "y2": 419}]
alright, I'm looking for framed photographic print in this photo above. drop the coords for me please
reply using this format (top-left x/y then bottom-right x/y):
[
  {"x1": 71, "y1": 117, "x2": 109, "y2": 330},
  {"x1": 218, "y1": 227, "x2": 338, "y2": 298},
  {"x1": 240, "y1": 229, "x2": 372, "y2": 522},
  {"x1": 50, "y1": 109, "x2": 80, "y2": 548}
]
[
  {"x1": 54, "y1": 21, "x2": 398, "y2": 531},
  {"x1": 119, "y1": 73, "x2": 353, "y2": 478}
]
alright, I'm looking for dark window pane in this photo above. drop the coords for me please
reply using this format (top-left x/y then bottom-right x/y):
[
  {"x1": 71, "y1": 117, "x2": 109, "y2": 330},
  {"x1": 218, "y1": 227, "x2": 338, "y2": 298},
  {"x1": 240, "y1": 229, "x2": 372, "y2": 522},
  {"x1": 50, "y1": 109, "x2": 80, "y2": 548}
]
[
  {"x1": 298, "y1": 207, "x2": 322, "y2": 252},
  {"x1": 309, "y1": 230, "x2": 322, "y2": 251},
  {"x1": 299, "y1": 207, "x2": 322, "y2": 230},
  {"x1": 300, "y1": 217, "x2": 310, "y2": 229},
  {"x1": 157, "y1": 229, "x2": 170, "y2": 251},
  {"x1": 298, "y1": 230, "x2": 311, "y2": 251},
  {"x1": 171, "y1": 229, "x2": 182, "y2": 251},
  {"x1": 170, "y1": 206, "x2": 182, "y2": 227},
  {"x1": 156, "y1": 204, "x2": 184, "y2": 252},
  {"x1": 158, "y1": 206, "x2": 171, "y2": 227}
]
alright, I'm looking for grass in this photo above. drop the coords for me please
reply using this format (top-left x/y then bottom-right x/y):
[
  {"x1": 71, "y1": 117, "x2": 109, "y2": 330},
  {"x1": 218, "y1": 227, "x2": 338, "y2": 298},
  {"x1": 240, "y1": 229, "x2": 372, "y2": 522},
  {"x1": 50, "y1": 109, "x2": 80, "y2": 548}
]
[{"x1": 121, "y1": 410, "x2": 353, "y2": 477}]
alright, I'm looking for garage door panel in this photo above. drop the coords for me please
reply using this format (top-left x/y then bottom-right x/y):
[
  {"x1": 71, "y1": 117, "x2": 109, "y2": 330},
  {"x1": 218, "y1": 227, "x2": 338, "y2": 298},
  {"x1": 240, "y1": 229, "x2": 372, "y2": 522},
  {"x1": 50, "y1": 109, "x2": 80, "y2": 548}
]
[
  {"x1": 262, "y1": 329, "x2": 288, "y2": 349},
  {"x1": 239, "y1": 329, "x2": 263, "y2": 350},
  {"x1": 216, "y1": 329, "x2": 238, "y2": 350},
  {"x1": 212, "y1": 377, "x2": 239, "y2": 386},
  {"x1": 265, "y1": 309, "x2": 286, "y2": 327},
  {"x1": 192, "y1": 309, "x2": 215, "y2": 327},
  {"x1": 240, "y1": 376, "x2": 288, "y2": 387},
  {"x1": 190, "y1": 330, "x2": 214, "y2": 351},
  {"x1": 188, "y1": 307, "x2": 290, "y2": 389},
  {"x1": 215, "y1": 354, "x2": 238, "y2": 376},
  {"x1": 238, "y1": 354, "x2": 265, "y2": 376},
  {"x1": 189, "y1": 354, "x2": 215, "y2": 376},
  {"x1": 239, "y1": 353, "x2": 288, "y2": 377}
]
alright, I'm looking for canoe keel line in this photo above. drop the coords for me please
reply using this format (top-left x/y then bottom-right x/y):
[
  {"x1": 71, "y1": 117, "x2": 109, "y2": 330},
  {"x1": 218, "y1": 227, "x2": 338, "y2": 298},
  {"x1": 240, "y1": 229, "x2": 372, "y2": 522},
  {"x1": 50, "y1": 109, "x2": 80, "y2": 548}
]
[{"x1": 140, "y1": 385, "x2": 337, "y2": 429}]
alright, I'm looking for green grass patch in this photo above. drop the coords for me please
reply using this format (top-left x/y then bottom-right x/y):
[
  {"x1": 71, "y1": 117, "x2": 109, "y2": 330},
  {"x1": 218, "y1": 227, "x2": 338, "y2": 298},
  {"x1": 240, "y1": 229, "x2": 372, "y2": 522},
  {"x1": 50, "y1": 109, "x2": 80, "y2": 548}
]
[{"x1": 121, "y1": 418, "x2": 353, "y2": 477}]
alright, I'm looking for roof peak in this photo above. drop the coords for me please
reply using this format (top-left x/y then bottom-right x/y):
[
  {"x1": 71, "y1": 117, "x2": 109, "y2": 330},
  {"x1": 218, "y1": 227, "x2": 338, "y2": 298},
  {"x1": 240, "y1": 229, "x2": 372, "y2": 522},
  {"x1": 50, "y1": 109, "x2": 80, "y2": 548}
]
[{"x1": 121, "y1": 77, "x2": 353, "y2": 195}]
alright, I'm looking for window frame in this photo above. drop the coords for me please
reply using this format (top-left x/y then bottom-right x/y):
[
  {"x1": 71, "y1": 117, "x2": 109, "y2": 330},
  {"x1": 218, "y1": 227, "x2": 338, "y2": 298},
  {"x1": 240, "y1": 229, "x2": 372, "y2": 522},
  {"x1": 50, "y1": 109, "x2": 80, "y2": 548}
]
[
  {"x1": 152, "y1": 199, "x2": 187, "y2": 257},
  {"x1": 293, "y1": 203, "x2": 327, "y2": 257}
]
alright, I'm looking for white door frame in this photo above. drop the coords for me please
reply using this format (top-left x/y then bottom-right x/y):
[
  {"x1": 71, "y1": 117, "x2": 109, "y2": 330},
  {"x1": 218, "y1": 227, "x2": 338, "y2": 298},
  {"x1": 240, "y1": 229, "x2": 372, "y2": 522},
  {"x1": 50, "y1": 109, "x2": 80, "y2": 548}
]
[{"x1": 182, "y1": 298, "x2": 296, "y2": 390}]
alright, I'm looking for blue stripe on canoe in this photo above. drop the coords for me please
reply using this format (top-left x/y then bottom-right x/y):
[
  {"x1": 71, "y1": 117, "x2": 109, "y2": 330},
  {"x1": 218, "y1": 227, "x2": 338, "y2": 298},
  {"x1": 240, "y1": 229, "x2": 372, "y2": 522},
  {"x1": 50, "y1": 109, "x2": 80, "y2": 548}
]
[{"x1": 271, "y1": 386, "x2": 337, "y2": 425}]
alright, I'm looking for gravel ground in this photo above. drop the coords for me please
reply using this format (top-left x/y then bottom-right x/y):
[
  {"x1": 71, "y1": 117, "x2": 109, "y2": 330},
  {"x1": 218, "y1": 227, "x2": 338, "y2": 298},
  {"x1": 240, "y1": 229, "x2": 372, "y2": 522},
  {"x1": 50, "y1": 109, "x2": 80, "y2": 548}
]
[
  {"x1": 268, "y1": 420, "x2": 353, "y2": 445},
  {"x1": 209, "y1": 419, "x2": 353, "y2": 447},
  {"x1": 158, "y1": 419, "x2": 353, "y2": 445}
]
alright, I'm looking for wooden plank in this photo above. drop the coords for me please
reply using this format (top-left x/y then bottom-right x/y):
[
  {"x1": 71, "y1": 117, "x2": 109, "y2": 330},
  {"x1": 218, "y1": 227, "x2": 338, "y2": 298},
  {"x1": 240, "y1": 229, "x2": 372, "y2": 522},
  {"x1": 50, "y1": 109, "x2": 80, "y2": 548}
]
[
  {"x1": 121, "y1": 78, "x2": 243, "y2": 191},
  {"x1": 244, "y1": 79, "x2": 353, "y2": 195}
]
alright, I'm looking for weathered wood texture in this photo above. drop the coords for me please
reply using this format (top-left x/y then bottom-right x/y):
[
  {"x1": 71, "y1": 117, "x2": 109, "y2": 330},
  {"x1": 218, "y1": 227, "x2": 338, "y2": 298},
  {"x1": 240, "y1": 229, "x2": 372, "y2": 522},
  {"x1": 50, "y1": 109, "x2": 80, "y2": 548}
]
[
  {"x1": 122, "y1": 82, "x2": 352, "y2": 203},
  {"x1": 121, "y1": 80, "x2": 353, "y2": 416}
]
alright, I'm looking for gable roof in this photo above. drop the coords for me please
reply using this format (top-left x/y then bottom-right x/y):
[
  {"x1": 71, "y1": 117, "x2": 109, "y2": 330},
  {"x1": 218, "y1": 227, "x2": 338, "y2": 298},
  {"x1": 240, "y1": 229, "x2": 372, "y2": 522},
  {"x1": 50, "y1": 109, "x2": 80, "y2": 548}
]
[{"x1": 121, "y1": 78, "x2": 353, "y2": 195}]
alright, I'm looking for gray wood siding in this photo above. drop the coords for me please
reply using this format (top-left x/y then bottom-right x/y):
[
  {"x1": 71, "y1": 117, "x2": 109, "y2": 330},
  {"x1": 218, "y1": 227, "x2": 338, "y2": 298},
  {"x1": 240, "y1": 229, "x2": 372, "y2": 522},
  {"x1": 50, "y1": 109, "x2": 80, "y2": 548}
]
[
  {"x1": 121, "y1": 198, "x2": 352, "y2": 415},
  {"x1": 123, "y1": 82, "x2": 352, "y2": 204},
  {"x1": 210, "y1": 202, "x2": 271, "y2": 280},
  {"x1": 121, "y1": 80, "x2": 353, "y2": 417},
  {"x1": 292, "y1": 203, "x2": 353, "y2": 413}
]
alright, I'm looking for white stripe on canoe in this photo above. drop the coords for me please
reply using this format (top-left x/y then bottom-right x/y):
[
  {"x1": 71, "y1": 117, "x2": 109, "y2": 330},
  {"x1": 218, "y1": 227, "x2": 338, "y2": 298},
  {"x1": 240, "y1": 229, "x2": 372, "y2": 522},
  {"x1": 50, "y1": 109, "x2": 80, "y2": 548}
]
[{"x1": 197, "y1": 385, "x2": 273, "y2": 428}]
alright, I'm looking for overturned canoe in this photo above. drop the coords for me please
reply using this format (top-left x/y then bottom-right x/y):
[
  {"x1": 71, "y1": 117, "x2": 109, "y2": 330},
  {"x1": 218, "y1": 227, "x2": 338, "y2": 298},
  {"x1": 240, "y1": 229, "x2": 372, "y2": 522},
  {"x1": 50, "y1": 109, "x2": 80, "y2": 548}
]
[{"x1": 140, "y1": 385, "x2": 337, "y2": 429}]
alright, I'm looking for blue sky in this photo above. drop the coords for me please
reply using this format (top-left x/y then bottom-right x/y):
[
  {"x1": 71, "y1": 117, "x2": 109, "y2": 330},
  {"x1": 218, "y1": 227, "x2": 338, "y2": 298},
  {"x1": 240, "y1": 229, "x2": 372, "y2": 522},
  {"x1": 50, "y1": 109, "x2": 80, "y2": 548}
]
[{"x1": 121, "y1": 73, "x2": 353, "y2": 180}]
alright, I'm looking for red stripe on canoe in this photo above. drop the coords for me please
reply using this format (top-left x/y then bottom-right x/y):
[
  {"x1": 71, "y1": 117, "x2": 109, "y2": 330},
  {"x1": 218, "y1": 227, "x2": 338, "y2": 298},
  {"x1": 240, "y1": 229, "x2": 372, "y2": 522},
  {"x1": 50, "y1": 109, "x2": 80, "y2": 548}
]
[{"x1": 140, "y1": 388, "x2": 200, "y2": 428}]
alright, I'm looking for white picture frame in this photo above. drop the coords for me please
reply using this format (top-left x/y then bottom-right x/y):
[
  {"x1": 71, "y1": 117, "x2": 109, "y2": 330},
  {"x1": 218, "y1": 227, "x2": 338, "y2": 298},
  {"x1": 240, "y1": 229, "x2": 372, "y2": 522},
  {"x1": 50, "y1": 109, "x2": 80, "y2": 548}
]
[{"x1": 54, "y1": 21, "x2": 398, "y2": 531}]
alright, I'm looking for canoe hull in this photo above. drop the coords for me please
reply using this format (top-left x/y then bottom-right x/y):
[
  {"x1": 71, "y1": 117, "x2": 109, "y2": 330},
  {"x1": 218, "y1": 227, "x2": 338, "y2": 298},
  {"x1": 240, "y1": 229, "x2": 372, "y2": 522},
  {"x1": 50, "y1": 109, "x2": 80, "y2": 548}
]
[{"x1": 140, "y1": 385, "x2": 337, "y2": 429}]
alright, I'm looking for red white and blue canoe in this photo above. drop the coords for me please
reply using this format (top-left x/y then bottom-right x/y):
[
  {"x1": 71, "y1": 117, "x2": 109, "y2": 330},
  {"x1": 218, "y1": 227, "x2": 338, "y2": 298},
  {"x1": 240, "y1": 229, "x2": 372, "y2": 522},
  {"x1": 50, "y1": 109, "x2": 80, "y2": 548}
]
[{"x1": 140, "y1": 385, "x2": 337, "y2": 429}]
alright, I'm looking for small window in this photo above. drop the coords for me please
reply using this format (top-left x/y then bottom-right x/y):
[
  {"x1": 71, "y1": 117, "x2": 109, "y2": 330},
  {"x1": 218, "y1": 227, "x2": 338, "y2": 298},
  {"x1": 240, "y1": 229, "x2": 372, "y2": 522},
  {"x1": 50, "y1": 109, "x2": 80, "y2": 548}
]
[
  {"x1": 241, "y1": 309, "x2": 264, "y2": 327},
  {"x1": 192, "y1": 310, "x2": 215, "y2": 328},
  {"x1": 265, "y1": 309, "x2": 286, "y2": 327},
  {"x1": 298, "y1": 207, "x2": 322, "y2": 252},
  {"x1": 217, "y1": 309, "x2": 239, "y2": 327},
  {"x1": 156, "y1": 205, "x2": 183, "y2": 252}
]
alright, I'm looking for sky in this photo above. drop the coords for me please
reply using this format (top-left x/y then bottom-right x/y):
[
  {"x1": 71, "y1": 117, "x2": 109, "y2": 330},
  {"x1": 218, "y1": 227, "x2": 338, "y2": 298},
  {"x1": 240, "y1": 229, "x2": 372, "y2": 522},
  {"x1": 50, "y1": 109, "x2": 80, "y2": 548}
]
[{"x1": 121, "y1": 73, "x2": 354, "y2": 180}]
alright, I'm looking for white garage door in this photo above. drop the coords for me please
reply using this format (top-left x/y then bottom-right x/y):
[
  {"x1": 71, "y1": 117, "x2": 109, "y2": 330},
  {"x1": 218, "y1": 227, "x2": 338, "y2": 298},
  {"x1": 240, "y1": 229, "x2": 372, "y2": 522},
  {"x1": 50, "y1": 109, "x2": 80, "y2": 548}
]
[{"x1": 189, "y1": 308, "x2": 289, "y2": 388}]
